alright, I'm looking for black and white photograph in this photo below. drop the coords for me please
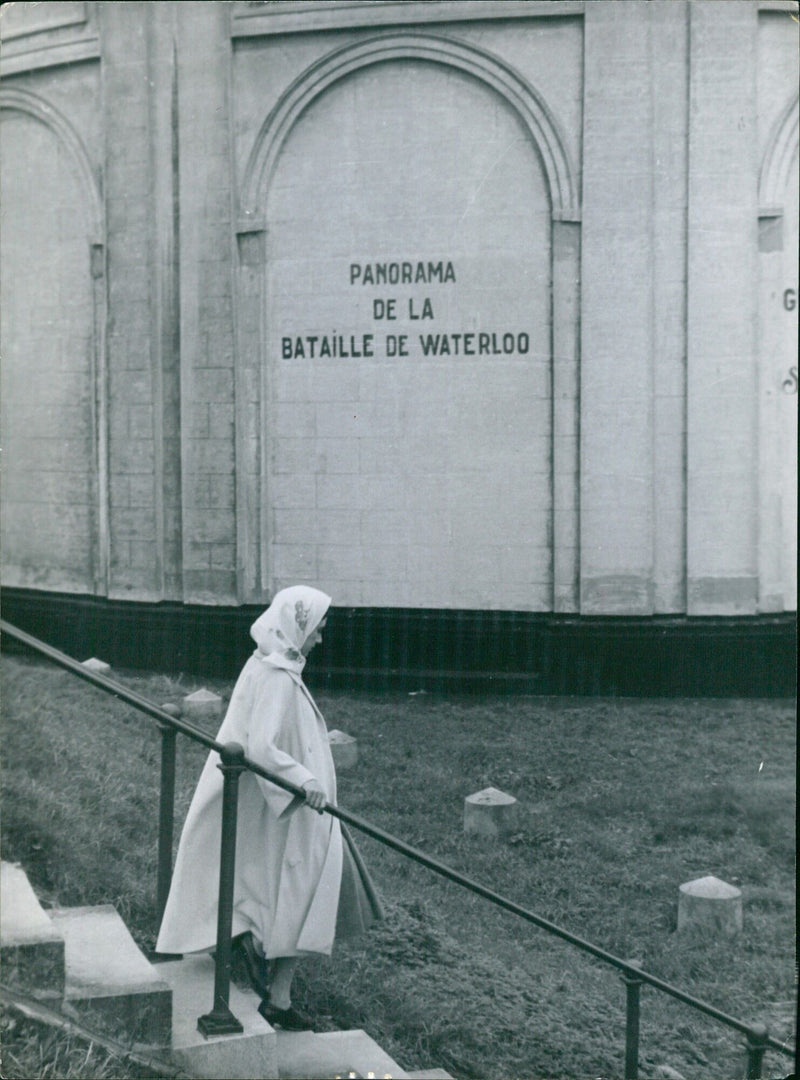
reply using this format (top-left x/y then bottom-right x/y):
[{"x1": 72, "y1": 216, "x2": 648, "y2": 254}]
[{"x1": 0, "y1": 2, "x2": 796, "y2": 1078}]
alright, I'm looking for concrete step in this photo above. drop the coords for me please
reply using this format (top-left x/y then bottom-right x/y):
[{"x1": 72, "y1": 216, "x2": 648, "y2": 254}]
[
  {"x1": 0, "y1": 862, "x2": 446, "y2": 1079},
  {"x1": 156, "y1": 955, "x2": 427, "y2": 1080},
  {"x1": 50, "y1": 905, "x2": 171, "y2": 1046},
  {"x1": 276, "y1": 1028, "x2": 410, "y2": 1079},
  {"x1": 157, "y1": 954, "x2": 277, "y2": 1079},
  {"x1": 0, "y1": 861, "x2": 65, "y2": 998}
]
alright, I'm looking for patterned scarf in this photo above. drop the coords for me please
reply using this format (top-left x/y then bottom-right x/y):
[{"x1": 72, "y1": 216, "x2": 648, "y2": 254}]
[{"x1": 249, "y1": 585, "x2": 331, "y2": 676}]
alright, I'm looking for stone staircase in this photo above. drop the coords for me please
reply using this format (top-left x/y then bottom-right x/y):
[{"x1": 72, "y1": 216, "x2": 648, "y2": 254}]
[{"x1": 0, "y1": 861, "x2": 452, "y2": 1079}]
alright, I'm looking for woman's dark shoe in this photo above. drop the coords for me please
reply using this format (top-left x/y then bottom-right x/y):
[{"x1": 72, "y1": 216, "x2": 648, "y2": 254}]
[
  {"x1": 231, "y1": 933, "x2": 270, "y2": 998},
  {"x1": 257, "y1": 999, "x2": 315, "y2": 1031}
]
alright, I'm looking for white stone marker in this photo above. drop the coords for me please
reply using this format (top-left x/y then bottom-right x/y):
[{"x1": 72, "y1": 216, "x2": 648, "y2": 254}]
[
  {"x1": 677, "y1": 875, "x2": 743, "y2": 935},
  {"x1": 82, "y1": 657, "x2": 111, "y2": 674},
  {"x1": 464, "y1": 786, "x2": 518, "y2": 838},
  {"x1": 327, "y1": 729, "x2": 358, "y2": 771},
  {"x1": 181, "y1": 689, "x2": 224, "y2": 722}
]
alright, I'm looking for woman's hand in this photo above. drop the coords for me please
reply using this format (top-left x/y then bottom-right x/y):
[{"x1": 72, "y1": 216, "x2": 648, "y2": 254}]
[{"x1": 302, "y1": 778, "x2": 326, "y2": 813}]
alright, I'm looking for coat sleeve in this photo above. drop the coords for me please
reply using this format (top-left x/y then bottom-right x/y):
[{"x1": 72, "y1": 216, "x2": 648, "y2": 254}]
[{"x1": 247, "y1": 667, "x2": 317, "y2": 818}]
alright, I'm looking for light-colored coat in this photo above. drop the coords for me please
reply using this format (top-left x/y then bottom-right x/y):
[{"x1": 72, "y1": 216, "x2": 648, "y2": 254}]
[{"x1": 156, "y1": 655, "x2": 343, "y2": 958}]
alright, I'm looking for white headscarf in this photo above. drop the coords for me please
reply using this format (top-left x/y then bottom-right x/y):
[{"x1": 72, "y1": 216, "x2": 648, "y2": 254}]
[{"x1": 249, "y1": 586, "x2": 331, "y2": 677}]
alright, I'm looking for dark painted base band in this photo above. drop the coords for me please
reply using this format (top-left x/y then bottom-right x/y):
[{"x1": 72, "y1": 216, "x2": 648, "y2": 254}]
[{"x1": 0, "y1": 588, "x2": 795, "y2": 697}]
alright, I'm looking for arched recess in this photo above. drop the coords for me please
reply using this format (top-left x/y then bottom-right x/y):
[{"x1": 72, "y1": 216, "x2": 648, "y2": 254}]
[
  {"x1": 757, "y1": 94, "x2": 798, "y2": 612},
  {"x1": 233, "y1": 32, "x2": 581, "y2": 608},
  {"x1": 0, "y1": 86, "x2": 108, "y2": 594},
  {"x1": 0, "y1": 87, "x2": 104, "y2": 243},
  {"x1": 759, "y1": 95, "x2": 799, "y2": 212},
  {"x1": 239, "y1": 32, "x2": 578, "y2": 226}
]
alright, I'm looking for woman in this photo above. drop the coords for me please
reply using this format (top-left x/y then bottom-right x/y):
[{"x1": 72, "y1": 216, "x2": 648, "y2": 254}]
[{"x1": 156, "y1": 585, "x2": 383, "y2": 1030}]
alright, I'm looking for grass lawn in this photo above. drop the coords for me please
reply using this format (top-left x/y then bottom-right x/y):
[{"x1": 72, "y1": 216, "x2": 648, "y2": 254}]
[
  {"x1": 1, "y1": 652, "x2": 795, "y2": 1080},
  {"x1": 0, "y1": 1003, "x2": 170, "y2": 1080}
]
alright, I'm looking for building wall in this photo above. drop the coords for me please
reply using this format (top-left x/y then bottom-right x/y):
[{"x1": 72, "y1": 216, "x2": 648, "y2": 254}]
[
  {"x1": 264, "y1": 61, "x2": 553, "y2": 609},
  {"x1": 0, "y1": 50, "x2": 103, "y2": 594},
  {"x1": 757, "y1": 6, "x2": 799, "y2": 614},
  {"x1": 1, "y1": 0, "x2": 797, "y2": 618}
]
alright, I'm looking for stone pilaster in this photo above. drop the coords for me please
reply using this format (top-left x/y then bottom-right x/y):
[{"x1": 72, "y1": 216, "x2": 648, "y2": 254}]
[
  {"x1": 100, "y1": 1, "x2": 160, "y2": 599},
  {"x1": 686, "y1": 0, "x2": 759, "y2": 615},
  {"x1": 580, "y1": 1, "x2": 656, "y2": 614},
  {"x1": 175, "y1": 2, "x2": 237, "y2": 604}
]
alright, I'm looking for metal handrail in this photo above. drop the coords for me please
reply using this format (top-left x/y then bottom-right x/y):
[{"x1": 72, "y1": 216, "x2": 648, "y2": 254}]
[{"x1": 1, "y1": 619, "x2": 794, "y2": 1076}]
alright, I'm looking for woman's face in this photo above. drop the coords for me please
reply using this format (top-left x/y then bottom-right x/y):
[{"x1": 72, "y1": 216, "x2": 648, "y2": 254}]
[{"x1": 301, "y1": 617, "x2": 327, "y2": 657}]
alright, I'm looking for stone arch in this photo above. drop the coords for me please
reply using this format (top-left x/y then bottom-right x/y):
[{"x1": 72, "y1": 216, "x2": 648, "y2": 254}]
[
  {"x1": 756, "y1": 93, "x2": 798, "y2": 613},
  {"x1": 0, "y1": 86, "x2": 103, "y2": 243},
  {"x1": 759, "y1": 94, "x2": 799, "y2": 213},
  {"x1": 239, "y1": 31, "x2": 579, "y2": 225},
  {"x1": 232, "y1": 31, "x2": 582, "y2": 608}
]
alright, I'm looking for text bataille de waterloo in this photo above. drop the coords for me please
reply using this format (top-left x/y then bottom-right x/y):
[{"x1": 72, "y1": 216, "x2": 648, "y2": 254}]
[{"x1": 280, "y1": 260, "x2": 532, "y2": 361}]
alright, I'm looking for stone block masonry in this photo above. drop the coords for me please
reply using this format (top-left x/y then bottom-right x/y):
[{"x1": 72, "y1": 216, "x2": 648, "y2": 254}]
[
  {"x1": 687, "y1": 0, "x2": 760, "y2": 615},
  {"x1": 580, "y1": 0, "x2": 658, "y2": 615},
  {"x1": 176, "y1": 2, "x2": 238, "y2": 604},
  {"x1": 0, "y1": 92, "x2": 98, "y2": 594},
  {"x1": 0, "y1": 0, "x2": 796, "y2": 633},
  {"x1": 265, "y1": 58, "x2": 553, "y2": 610},
  {"x1": 101, "y1": 2, "x2": 161, "y2": 600}
]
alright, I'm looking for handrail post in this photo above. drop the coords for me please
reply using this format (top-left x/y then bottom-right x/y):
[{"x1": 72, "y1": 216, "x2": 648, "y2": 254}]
[
  {"x1": 623, "y1": 963, "x2": 643, "y2": 1080},
  {"x1": 156, "y1": 711, "x2": 179, "y2": 921},
  {"x1": 198, "y1": 741, "x2": 246, "y2": 1037},
  {"x1": 744, "y1": 1023, "x2": 769, "y2": 1079},
  {"x1": 0, "y1": 620, "x2": 796, "y2": 1073}
]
